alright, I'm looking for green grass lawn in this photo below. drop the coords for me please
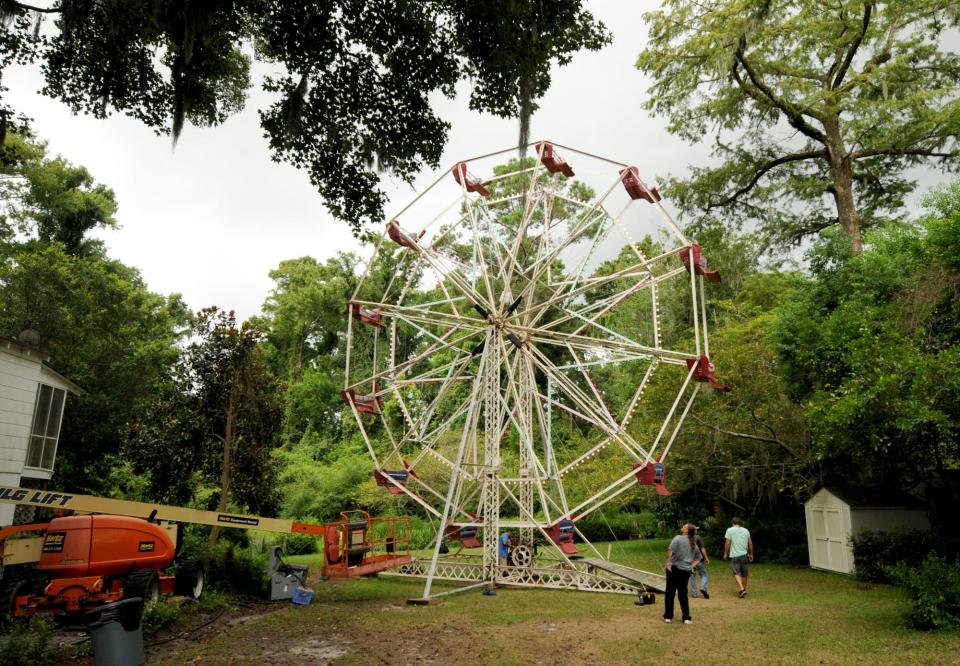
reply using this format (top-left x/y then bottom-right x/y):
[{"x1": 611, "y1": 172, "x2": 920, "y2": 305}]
[{"x1": 148, "y1": 539, "x2": 960, "y2": 665}]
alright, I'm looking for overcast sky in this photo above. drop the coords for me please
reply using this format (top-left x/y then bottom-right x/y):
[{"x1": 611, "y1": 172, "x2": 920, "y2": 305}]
[{"x1": 5, "y1": 2, "x2": 954, "y2": 321}]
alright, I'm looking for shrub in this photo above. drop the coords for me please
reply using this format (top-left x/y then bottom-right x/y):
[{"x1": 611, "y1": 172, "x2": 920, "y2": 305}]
[
  {"x1": 889, "y1": 553, "x2": 960, "y2": 630},
  {"x1": 275, "y1": 532, "x2": 318, "y2": 555},
  {"x1": 699, "y1": 515, "x2": 807, "y2": 565},
  {"x1": 851, "y1": 529, "x2": 938, "y2": 583},
  {"x1": 0, "y1": 617, "x2": 55, "y2": 665},
  {"x1": 202, "y1": 544, "x2": 270, "y2": 597},
  {"x1": 142, "y1": 599, "x2": 184, "y2": 636},
  {"x1": 576, "y1": 512, "x2": 660, "y2": 542}
]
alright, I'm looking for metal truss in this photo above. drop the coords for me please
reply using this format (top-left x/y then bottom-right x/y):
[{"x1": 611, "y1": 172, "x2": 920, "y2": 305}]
[{"x1": 388, "y1": 555, "x2": 642, "y2": 596}]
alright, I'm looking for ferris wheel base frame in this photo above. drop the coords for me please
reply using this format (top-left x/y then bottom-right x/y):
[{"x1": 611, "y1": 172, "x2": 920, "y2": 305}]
[{"x1": 386, "y1": 552, "x2": 664, "y2": 601}]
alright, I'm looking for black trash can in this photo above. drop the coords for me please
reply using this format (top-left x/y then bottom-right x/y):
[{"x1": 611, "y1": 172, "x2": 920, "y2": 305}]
[{"x1": 84, "y1": 597, "x2": 145, "y2": 666}]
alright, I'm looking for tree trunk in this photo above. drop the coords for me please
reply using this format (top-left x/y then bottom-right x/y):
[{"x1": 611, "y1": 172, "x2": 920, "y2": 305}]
[
  {"x1": 824, "y1": 118, "x2": 864, "y2": 253},
  {"x1": 208, "y1": 389, "x2": 238, "y2": 545},
  {"x1": 294, "y1": 329, "x2": 305, "y2": 382}
]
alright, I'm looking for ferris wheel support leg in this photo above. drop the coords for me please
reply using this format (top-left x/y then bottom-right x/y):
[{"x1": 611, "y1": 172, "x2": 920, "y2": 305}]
[
  {"x1": 481, "y1": 335, "x2": 503, "y2": 586},
  {"x1": 422, "y1": 340, "x2": 488, "y2": 600},
  {"x1": 573, "y1": 526, "x2": 606, "y2": 560}
]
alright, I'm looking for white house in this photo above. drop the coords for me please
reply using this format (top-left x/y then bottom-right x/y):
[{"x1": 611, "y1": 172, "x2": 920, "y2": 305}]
[
  {"x1": 804, "y1": 486, "x2": 930, "y2": 575},
  {"x1": 0, "y1": 335, "x2": 81, "y2": 526}
]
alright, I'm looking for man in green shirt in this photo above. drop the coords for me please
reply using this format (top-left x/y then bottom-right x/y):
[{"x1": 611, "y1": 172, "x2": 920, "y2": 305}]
[{"x1": 723, "y1": 516, "x2": 754, "y2": 598}]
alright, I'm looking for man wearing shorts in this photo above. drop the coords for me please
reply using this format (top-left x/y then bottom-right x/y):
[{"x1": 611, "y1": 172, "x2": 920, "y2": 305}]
[{"x1": 723, "y1": 517, "x2": 754, "y2": 598}]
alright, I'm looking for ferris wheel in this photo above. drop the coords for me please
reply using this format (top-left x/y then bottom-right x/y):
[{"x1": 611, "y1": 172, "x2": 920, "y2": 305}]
[{"x1": 343, "y1": 142, "x2": 728, "y2": 601}]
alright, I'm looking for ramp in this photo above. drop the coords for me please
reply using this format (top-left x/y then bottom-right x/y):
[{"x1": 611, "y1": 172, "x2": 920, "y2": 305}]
[{"x1": 576, "y1": 557, "x2": 666, "y2": 592}]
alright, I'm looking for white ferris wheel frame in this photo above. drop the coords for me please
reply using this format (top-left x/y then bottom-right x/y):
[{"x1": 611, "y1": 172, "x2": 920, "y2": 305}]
[{"x1": 343, "y1": 141, "x2": 727, "y2": 600}]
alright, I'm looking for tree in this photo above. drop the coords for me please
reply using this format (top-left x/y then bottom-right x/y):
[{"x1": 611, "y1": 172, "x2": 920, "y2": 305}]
[
  {"x1": 637, "y1": 1, "x2": 960, "y2": 251},
  {"x1": 0, "y1": 241, "x2": 188, "y2": 493},
  {"x1": 0, "y1": 132, "x2": 117, "y2": 254},
  {"x1": 254, "y1": 254, "x2": 357, "y2": 383},
  {"x1": 771, "y1": 181, "x2": 960, "y2": 489},
  {"x1": 184, "y1": 309, "x2": 282, "y2": 541},
  {"x1": 0, "y1": 1, "x2": 608, "y2": 231}
]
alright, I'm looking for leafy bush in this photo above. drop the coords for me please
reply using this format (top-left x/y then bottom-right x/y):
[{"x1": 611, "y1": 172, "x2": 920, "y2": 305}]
[
  {"x1": 576, "y1": 512, "x2": 660, "y2": 542},
  {"x1": 142, "y1": 599, "x2": 184, "y2": 636},
  {"x1": 0, "y1": 617, "x2": 55, "y2": 665},
  {"x1": 851, "y1": 529, "x2": 938, "y2": 583},
  {"x1": 274, "y1": 532, "x2": 318, "y2": 555},
  {"x1": 409, "y1": 516, "x2": 437, "y2": 550},
  {"x1": 889, "y1": 553, "x2": 960, "y2": 630},
  {"x1": 699, "y1": 514, "x2": 807, "y2": 565},
  {"x1": 202, "y1": 544, "x2": 270, "y2": 597}
]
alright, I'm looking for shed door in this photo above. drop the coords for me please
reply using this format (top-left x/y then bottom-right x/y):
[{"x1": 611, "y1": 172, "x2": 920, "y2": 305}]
[{"x1": 811, "y1": 507, "x2": 848, "y2": 572}]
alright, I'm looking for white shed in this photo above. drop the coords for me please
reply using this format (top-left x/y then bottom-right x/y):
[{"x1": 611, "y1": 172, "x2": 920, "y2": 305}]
[
  {"x1": 0, "y1": 335, "x2": 81, "y2": 526},
  {"x1": 804, "y1": 486, "x2": 930, "y2": 575}
]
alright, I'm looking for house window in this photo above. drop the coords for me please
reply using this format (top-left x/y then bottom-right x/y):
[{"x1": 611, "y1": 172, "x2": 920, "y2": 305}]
[{"x1": 25, "y1": 384, "x2": 66, "y2": 471}]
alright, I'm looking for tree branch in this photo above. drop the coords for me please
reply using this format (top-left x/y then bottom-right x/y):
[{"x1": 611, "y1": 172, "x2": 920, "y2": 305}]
[
  {"x1": 851, "y1": 148, "x2": 959, "y2": 160},
  {"x1": 732, "y1": 42, "x2": 828, "y2": 142},
  {"x1": 691, "y1": 414, "x2": 806, "y2": 461},
  {"x1": 7, "y1": 1, "x2": 62, "y2": 13},
  {"x1": 707, "y1": 149, "x2": 827, "y2": 208},
  {"x1": 832, "y1": 2, "x2": 873, "y2": 89}
]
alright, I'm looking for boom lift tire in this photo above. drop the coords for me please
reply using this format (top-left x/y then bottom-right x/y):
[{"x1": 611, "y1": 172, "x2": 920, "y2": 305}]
[
  {"x1": 173, "y1": 560, "x2": 204, "y2": 599},
  {"x1": 124, "y1": 571, "x2": 160, "y2": 604}
]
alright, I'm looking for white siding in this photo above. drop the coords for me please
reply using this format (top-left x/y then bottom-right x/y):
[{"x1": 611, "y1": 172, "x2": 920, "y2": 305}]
[
  {"x1": 851, "y1": 508, "x2": 930, "y2": 533},
  {"x1": 0, "y1": 352, "x2": 40, "y2": 476}
]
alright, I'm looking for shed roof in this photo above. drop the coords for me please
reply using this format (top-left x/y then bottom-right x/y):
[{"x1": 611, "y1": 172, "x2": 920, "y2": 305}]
[{"x1": 817, "y1": 486, "x2": 926, "y2": 510}]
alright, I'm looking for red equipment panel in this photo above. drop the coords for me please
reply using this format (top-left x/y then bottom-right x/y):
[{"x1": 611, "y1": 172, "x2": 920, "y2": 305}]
[{"x1": 37, "y1": 515, "x2": 175, "y2": 578}]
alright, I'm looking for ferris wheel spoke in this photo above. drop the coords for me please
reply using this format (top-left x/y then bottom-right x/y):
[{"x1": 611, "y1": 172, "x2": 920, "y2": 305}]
[
  {"x1": 402, "y1": 375, "x2": 473, "y2": 454},
  {"x1": 644, "y1": 363, "x2": 700, "y2": 463},
  {"x1": 564, "y1": 344, "x2": 616, "y2": 424},
  {"x1": 526, "y1": 345, "x2": 650, "y2": 460},
  {"x1": 356, "y1": 301, "x2": 481, "y2": 328},
  {"x1": 414, "y1": 238, "x2": 495, "y2": 314},
  {"x1": 519, "y1": 251, "x2": 685, "y2": 327},
  {"x1": 531, "y1": 348, "x2": 636, "y2": 457},
  {"x1": 462, "y1": 198, "x2": 499, "y2": 309},
  {"x1": 543, "y1": 279, "x2": 661, "y2": 339},
  {"x1": 523, "y1": 327, "x2": 692, "y2": 364},
  {"x1": 348, "y1": 326, "x2": 482, "y2": 391}
]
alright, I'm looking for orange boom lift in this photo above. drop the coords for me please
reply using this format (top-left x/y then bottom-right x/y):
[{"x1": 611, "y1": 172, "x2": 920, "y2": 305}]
[{"x1": 0, "y1": 484, "x2": 411, "y2": 618}]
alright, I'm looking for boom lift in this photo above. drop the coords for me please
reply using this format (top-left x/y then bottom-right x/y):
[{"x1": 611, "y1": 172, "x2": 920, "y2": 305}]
[{"x1": 0, "y1": 484, "x2": 411, "y2": 618}]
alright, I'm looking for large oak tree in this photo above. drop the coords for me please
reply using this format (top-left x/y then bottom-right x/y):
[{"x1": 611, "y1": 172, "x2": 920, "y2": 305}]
[
  {"x1": 637, "y1": 0, "x2": 960, "y2": 251},
  {"x1": 0, "y1": 0, "x2": 608, "y2": 232}
]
